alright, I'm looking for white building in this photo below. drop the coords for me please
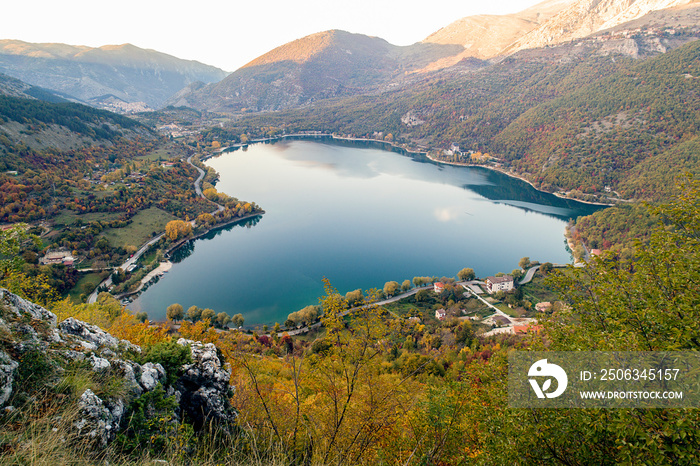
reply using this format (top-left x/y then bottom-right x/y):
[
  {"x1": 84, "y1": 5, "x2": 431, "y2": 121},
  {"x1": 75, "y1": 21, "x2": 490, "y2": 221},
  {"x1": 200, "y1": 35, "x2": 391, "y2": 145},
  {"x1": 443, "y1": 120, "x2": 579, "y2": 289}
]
[{"x1": 485, "y1": 275, "x2": 514, "y2": 294}]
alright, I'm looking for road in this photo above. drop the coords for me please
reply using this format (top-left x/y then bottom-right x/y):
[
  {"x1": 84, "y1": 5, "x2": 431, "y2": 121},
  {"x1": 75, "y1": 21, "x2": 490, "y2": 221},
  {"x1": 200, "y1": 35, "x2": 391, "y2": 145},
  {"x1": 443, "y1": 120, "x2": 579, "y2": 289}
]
[
  {"x1": 88, "y1": 155, "x2": 220, "y2": 304},
  {"x1": 518, "y1": 266, "x2": 540, "y2": 285},
  {"x1": 279, "y1": 286, "x2": 432, "y2": 336},
  {"x1": 187, "y1": 155, "x2": 225, "y2": 212},
  {"x1": 460, "y1": 283, "x2": 511, "y2": 319},
  {"x1": 87, "y1": 232, "x2": 165, "y2": 303}
]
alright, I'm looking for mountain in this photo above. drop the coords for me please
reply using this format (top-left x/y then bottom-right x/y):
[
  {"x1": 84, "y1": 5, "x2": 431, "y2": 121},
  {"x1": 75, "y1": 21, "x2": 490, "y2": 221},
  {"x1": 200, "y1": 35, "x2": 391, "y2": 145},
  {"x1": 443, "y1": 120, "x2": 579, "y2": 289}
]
[
  {"x1": 503, "y1": 0, "x2": 699, "y2": 54},
  {"x1": 0, "y1": 72, "x2": 69, "y2": 103},
  {"x1": 228, "y1": 27, "x2": 700, "y2": 201},
  {"x1": 0, "y1": 41, "x2": 229, "y2": 111},
  {"x1": 0, "y1": 73, "x2": 154, "y2": 158},
  {"x1": 171, "y1": 0, "x2": 699, "y2": 114},
  {"x1": 167, "y1": 30, "x2": 465, "y2": 112},
  {"x1": 420, "y1": 0, "x2": 573, "y2": 68}
]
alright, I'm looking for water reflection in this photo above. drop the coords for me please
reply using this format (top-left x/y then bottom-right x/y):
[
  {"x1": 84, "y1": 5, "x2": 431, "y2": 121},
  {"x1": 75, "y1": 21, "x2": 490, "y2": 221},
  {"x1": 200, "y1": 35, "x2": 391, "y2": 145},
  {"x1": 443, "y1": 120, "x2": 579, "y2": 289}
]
[{"x1": 170, "y1": 216, "x2": 263, "y2": 263}]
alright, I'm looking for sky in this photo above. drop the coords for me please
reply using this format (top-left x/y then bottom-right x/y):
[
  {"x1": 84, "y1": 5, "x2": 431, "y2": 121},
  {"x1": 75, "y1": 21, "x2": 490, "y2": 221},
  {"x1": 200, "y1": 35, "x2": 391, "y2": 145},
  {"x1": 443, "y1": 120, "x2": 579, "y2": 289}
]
[{"x1": 3, "y1": 0, "x2": 542, "y2": 72}]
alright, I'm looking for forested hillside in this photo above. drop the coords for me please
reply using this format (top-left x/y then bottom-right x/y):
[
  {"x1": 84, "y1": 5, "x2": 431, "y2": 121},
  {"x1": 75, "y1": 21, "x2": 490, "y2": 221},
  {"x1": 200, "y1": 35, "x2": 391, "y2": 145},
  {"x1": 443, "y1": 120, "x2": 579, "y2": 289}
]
[
  {"x1": 230, "y1": 35, "x2": 699, "y2": 201},
  {"x1": 0, "y1": 93, "x2": 209, "y2": 296}
]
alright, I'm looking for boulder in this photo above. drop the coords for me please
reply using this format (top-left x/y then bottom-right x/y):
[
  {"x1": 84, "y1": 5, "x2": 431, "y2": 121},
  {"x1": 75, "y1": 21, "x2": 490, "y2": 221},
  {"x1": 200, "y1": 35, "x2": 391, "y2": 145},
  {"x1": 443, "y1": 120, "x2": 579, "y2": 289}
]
[
  {"x1": 176, "y1": 338, "x2": 236, "y2": 428},
  {"x1": 58, "y1": 317, "x2": 122, "y2": 351},
  {"x1": 0, "y1": 350, "x2": 18, "y2": 406},
  {"x1": 74, "y1": 388, "x2": 124, "y2": 446},
  {"x1": 0, "y1": 288, "x2": 57, "y2": 326},
  {"x1": 0, "y1": 288, "x2": 236, "y2": 446}
]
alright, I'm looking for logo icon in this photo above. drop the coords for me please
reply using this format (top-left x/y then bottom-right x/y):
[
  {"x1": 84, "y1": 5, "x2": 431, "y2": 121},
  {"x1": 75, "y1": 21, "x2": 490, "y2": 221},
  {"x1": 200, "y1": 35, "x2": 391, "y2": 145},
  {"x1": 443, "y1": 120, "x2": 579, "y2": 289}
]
[{"x1": 528, "y1": 359, "x2": 568, "y2": 399}]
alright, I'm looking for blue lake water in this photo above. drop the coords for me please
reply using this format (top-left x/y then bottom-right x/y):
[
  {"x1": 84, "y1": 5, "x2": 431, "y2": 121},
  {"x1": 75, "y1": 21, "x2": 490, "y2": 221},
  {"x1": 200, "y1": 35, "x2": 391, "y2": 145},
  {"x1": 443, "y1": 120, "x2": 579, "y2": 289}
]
[{"x1": 129, "y1": 139, "x2": 601, "y2": 325}]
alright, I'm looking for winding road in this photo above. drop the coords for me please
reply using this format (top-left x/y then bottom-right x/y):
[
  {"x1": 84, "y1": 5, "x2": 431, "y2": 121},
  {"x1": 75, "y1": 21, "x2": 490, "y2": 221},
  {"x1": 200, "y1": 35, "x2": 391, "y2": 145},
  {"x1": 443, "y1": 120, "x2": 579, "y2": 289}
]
[{"x1": 87, "y1": 154, "x2": 224, "y2": 304}]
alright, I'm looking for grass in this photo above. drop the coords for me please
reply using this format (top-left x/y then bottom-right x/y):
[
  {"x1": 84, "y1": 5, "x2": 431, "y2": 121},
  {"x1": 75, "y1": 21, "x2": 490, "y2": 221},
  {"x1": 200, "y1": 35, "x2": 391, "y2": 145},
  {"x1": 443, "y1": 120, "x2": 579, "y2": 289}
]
[
  {"x1": 139, "y1": 146, "x2": 186, "y2": 162},
  {"x1": 381, "y1": 300, "x2": 423, "y2": 317},
  {"x1": 100, "y1": 207, "x2": 177, "y2": 249},
  {"x1": 292, "y1": 325, "x2": 326, "y2": 342},
  {"x1": 519, "y1": 272, "x2": 568, "y2": 304},
  {"x1": 53, "y1": 209, "x2": 121, "y2": 227},
  {"x1": 67, "y1": 272, "x2": 105, "y2": 303}
]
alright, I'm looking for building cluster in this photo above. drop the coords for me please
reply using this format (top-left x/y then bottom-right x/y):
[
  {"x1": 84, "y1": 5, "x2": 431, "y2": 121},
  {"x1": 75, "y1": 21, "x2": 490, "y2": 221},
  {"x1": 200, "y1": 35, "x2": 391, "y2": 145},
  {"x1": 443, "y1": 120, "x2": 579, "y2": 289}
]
[
  {"x1": 157, "y1": 124, "x2": 199, "y2": 138},
  {"x1": 40, "y1": 249, "x2": 75, "y2": 266}
]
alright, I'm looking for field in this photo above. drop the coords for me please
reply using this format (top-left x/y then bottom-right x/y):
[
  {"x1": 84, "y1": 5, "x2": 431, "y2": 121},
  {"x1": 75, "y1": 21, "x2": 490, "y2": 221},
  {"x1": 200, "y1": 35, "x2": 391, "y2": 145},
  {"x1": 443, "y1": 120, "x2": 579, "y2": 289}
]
[
  {"x1": 139, "y1": 145, "x2": 188, "y2": 161},
  {"x1": 52, "y1": 209, "x2": 121, "y2": 227},
  {"x1": 519, "y1": 270, "x2": 572, "y2": 304},
  {"x1": 100, "y1": 207, "x2": 177, "y2": 249},
  {"x1": 68, "y1": 272, "x2": 107, "y2": 302}
]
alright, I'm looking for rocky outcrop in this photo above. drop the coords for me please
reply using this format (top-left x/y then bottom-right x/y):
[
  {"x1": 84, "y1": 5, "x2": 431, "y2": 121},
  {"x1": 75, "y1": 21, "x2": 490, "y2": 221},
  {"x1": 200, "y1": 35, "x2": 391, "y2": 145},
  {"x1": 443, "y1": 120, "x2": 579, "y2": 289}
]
[
  {"x1": 0, "y1": 288, "x2": 236, "y2": 445},
  {"x1": 175, "y1": 338, "x2": 236, "y2": 429},
  {"x1": 1, "y1": 288, "x2": 57, "y2": 326},
  {"x1": 74, "y1": 389, "x2": 125, "y2": 447},
  {"x1": 0, "y1": 350, "x2": 18, "y2": 406},
  {"x1": 58, "y1": 317, "x2": 139, "y2": 352}
]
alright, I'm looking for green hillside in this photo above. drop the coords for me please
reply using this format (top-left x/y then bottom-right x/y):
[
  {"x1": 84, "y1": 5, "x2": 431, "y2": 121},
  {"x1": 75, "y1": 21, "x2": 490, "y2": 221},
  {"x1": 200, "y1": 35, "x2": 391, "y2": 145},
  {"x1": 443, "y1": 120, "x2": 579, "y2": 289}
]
[{"x1": 231, "y1": 39, "x2": 700, "y2": 201}]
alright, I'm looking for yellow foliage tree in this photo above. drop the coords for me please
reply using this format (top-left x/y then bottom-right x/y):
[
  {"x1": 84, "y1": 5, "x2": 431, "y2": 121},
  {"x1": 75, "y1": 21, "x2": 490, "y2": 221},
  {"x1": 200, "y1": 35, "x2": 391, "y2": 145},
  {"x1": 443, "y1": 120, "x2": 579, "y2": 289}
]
[
  {"x1": 203, "y1": 187, "x2": 219, "y2": 202},
  {"x1": 165, "y1": 220, "x2": 192, "y2": 241},
  {"x1": 107, "y1": 312, "x2": 171, "y2": 348},
  {"x1": 230, "y1": 279, "x2": 423, "y2": 464}
]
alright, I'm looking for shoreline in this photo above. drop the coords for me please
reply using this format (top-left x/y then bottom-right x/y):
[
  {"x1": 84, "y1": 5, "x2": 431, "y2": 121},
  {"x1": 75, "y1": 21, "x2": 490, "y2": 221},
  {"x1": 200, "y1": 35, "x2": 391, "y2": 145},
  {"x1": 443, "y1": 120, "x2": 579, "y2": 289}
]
[
  {"x1": 213, "y1": 134, "x2": 616, "y2": 207},
  {"x1": 130, "y1": 136, "x2": 596, "y2": 322},
  {"x1": 424, "y1": 153, "x2": 616, "y2": 207},
  {"x1": 118, "y1": 212, "x2": 264, "y2": 304},
  {"x1": 210, "y1": 133, "x2": 428, "y2": 160}
]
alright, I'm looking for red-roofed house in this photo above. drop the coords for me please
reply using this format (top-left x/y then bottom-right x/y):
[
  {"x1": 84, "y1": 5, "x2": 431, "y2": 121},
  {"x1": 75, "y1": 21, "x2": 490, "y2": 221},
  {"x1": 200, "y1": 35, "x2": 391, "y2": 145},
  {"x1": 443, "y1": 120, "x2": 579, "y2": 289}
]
[
  {"x1": 434, "y1": 282, "x2": 445, "y2": 293},
  {"x1": 514, "y1": 324, "x2": 542, "y2": 335}
]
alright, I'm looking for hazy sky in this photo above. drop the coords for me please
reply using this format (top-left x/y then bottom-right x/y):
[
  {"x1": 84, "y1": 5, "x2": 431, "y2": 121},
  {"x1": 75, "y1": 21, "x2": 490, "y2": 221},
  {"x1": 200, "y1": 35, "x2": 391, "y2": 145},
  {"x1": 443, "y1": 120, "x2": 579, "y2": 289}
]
[{"x1": 4, "y1": 0, "x2": 542, "y2": 71}]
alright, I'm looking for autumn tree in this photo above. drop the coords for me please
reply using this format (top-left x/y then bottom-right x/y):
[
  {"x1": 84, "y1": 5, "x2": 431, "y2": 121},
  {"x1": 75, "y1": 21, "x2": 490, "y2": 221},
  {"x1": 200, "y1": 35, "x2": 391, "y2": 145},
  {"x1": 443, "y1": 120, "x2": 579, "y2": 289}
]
[
  {"x1": 230, "y1": 279, "x2": 417, "y2": 464},
  {"x1": 287, "y1": 305, "x2": 319, "y2": 326},
  {"x1": 383, "y1": 280, "x2": 399, "y2": 297},
  {"x1": 231, "y1": 313, "x2": 244, "y2": 328},
  {"x1": 518, "y1": 256, "x2": 531, "y2": 270},
  {"x1": 165, "y1": 220, "x2": 192, "y2": 241},
  {"x1": 480, "y1": 178, "x2": 700, "y2": 465},
  {"x1": 187, "y1": 305, "x2": 202, "y2": 322},
  {"x1": 215, "y1": 312, "x2": 231, "y2": 328},
  {"x1": 201, "y1": 308, "x2": 216, "y2": 322},
  {"x1": 0, "y1": 223, "x2": 40, "y2": 278},
  {"x1": 344, "y1": 289, "x2": 363, "y2": 307},
  {"x1": 166, "y1": 303, "x2": 184, "y2": 322},
  {"x1": 457, "y1": 267, "x2": 475, "y2": 281}
]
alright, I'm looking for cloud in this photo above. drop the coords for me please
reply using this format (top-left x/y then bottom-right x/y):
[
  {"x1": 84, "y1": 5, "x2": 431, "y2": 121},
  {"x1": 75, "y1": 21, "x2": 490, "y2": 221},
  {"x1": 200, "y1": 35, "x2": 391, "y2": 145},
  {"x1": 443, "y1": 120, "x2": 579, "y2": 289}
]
[{"x1": 434, "y1": 207, "x2": 460, "y2": 222}]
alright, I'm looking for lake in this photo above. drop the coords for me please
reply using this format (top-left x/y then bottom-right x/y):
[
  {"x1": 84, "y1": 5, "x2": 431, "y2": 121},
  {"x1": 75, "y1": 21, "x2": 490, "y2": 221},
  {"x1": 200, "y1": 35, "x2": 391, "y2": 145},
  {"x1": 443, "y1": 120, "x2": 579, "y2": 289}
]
[{"x1": 129, "y1": 138, "x2": 601, "y2": 325}]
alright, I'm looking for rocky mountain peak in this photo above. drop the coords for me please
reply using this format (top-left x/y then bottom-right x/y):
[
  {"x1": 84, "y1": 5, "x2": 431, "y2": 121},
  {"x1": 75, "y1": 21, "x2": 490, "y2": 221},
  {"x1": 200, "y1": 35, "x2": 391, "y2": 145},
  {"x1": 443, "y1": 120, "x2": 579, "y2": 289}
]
[{"x1": 504, "y1": 0, "x2": 698, "y2": 53}]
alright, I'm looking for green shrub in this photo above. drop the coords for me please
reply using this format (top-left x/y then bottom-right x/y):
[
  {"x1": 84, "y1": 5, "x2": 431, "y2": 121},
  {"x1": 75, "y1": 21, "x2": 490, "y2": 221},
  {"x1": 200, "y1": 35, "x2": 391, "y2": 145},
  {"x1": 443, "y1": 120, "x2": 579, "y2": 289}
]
[
  {"x1": 141, "y1": 341, "x2": 192, "y2": 385},
  {"x1": 115, "y1": 383, "x2": 184, "y2": 458},
  {"x1": 12, "y1": 349, "x2": 56, "y2": 401}
]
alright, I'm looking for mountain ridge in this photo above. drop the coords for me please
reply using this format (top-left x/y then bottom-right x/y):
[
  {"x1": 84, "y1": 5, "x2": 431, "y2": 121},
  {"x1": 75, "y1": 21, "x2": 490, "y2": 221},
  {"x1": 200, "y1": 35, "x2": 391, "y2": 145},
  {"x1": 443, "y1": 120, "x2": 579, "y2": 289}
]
[
  {"x1": 171, "y1": 0, "x2": 699, "y2": 113},
  {"x1": 503, "y1": 0, "x2": 699, "y2": 54},
  {"x1": 169, "y1": 29, "x2": 466, "y2": 112},
  {"x1": 0, "y1": 40, "x2": 229, "y2": 110},
  {"x1": 421, "y1": 0, "x2": 574, "y2": 63}
]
